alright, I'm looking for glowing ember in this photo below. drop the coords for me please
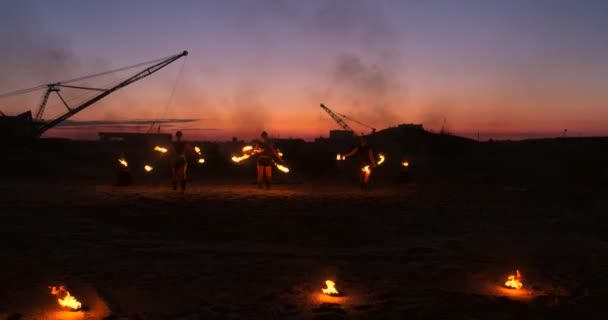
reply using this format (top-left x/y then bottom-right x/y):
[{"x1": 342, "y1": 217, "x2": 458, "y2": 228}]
[
  {"x1": 49, "y1": 286, "x2": 82, "y2": 310},
  {"x1": 194, "y1": 146, "x2": 202, "y2": 155},
  {"x1": 322, "y1": 280, "x2": 339, "y2": 295},
  {"x1": 504, "y1": 270, "x2": 523, "y2": 289},
  {"x1": 198, "y1": 158, "x2": 205, "y2": 164},
  {"x1": 274, "y1": 163, "x2": 290, "y2": 173},
  {"x1": 242, "y1": 145, "x2": 253, "y2": 152},
  {"x1": 144, "y1": 165, "x2": 153, "y2": 172},
  {"x1": 402, "y1": 161, "x2": 409, "y2": 167},
  {"x1": 118, "y1": 158, "x2": 128, "y2": 167},
  {"x1": 377, "y1": 153, "x2": 385, "y2": 165},
  {"x1": 361, "y1": 165, "x2": 371, "y2": 174},
  {"x1": 232, "y1": 154, "x2": 251, "y2": 163},
  {"x1": 153, "y1": 146, "x2": 168, "y2": 153}
]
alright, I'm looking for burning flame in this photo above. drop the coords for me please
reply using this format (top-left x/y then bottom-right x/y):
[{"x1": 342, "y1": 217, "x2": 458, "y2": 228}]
[
  {"x1": 198, "y1": 158, "x2": 205, "y2": 164},
  {"x1": 322, "y1": 280, "x2": 339, "y2": 295},
  {"x1": 361, "y1": 165, "x2": 371, "y2": 174},
  {"x1": 144, "y1": 165, "x2": 153, "y2": 172},
  {"x1": 232, "y1": 154, "x2": 251, "y2": 163},
  {"x1": 194, "y1": 146, "x2": 201, "y2": 155},
  {"x1": 274, "y1": 163, "x2": 290, "y2": 173},
  {"x1": 49, "y1": 286, "x2": 82, "y2": 310},
  {"x1": 154, "y1": 146, "x2": 168, "y2": 153},
  {"x1": 377, "y1": 153, "x2": 385, "y2": 165},
  {"x1": 242, "y1": 145, "x2": 253, "y2": 152},
  {"x1": 336, "y1": 154, "x2": 345, "y2": 161},
  {"x1": 277, "y1": 149, "x2": 284, "y2": 157},
  {"x1": 118, "y1": 158, "x2": 128, "y2": 167},
  {"x1": 504, "y1": 270, "x2": 523, "y2": 289},
  {"x1": 402, "y1": 161, "x2": 409, "y2": 167}
]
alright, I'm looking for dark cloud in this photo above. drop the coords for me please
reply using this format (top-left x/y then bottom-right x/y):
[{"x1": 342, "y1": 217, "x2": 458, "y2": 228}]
[{"x1": 57, "y1": 118, "x2": 199, "y2": 127}]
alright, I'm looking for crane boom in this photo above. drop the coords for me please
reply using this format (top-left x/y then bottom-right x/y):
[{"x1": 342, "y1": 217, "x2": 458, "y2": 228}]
[
  {"x1": 34, "y1": 50, "x2": 188, "y2": 136},
  {"x1": 320, "y1": 103, "x2": 354, "y2": 132}
]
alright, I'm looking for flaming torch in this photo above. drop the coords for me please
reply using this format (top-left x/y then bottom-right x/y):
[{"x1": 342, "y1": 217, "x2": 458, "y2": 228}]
[
  {"x1": 321, "y1": 280, "x2": 339, "y2": 296},
  {"x1": 232, "y1": 154, "x2": 251, "y2": 163},
  {"x1": 153, "y1": 146, "x2": 168, "y2": 153},
  {"x1": 274, "y1": 162, "x2": 290, "y2": 173},
  {"x1": 402, "y1": 161, "x2": 409, "y2": 167},
  {"x1": 144, "y1": 165, "x2": 153, "y2": 172},
  {"x1": 118, "y1": 158, "x2": 128, "y2": 167},
  {"x1": 193, "y1": 146, "x2": 205, "y2": 164},
  {"x1": 336, "y1": 154, "x2": 345, "y2": 161},
  {"x1": 376, "y1": 153, "x2": 385, "y2": 166},
  {"x1": 361, "y1": 165, "x2": 371, "y2": 174},
  {"x1": 49, "y1": 286, "x2": 82, "y2": 310},
  {"x1": 504, "y1": 270, "x2": 523, "y2": 289}
]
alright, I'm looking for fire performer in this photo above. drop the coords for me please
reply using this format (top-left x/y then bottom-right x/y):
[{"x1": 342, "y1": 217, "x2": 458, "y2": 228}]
[
  {"x1": 340, "y1": 137, "x2": 377, "y2": 190},
  {"x1": 255, "y1": 131, "x2": 285, "y2": 189},
  {"x1": 171, "y1": 130, "x2": 191, "y2": 192}
]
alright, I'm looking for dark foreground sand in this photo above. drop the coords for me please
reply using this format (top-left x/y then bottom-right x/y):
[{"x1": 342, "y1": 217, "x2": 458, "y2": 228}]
[{"x1": 0, "y1": 181, "x2": 606, "y2": 319}]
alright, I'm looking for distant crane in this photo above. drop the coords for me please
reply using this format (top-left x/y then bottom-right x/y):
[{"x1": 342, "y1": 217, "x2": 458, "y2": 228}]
[
  {"x1": 320, "y1": 103, "x2": 376, "y2": 135},
  {"x1": 0, "y1": 50, "x2": 188, "y2": 139}
]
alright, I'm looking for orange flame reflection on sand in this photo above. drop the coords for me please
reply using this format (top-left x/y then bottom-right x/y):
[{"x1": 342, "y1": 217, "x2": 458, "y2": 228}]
[
  {"x1": 377, "y1": 154, "x2": 385, "y2": 165},
  {"x1": 49, "y1": 286, "x2": 82, "y2": 310},
  {"x1": 144, "y1": 165, "x2": 153, "y2": 172},
  {"x1": 402, "y1": 161, "x2": 409, "y2": 167},
  {"x1": 504, "y1": 270, "x2": 523, "y2": 289},
  {"x1": 322, "y1": 280, "x2": 339, "y2": 295},
  {"x1": 154, "y1": 146, "x2": 168, "y2": 153},
  {"x1": 118, "y1": 158, "x2": 128, "y2": 167},
  {"x1": 274, "y1": 163, "x2": 290, "y2": 173}
]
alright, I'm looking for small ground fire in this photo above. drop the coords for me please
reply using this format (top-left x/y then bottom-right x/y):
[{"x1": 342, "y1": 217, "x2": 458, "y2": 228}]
[
  {"x1": 322, "y1": 280, "x2": 339, "y2": 296},
  {"x1": 504, "y1": 270, "x2": 523, "y2": 289},
  {"x1": 49, "y1": 285, "x2": 82, "y2": 310}
]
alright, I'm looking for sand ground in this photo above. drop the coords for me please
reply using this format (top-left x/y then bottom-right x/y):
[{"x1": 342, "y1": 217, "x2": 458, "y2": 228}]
[{"x1": 0, "y1": 181, "x2": 606, "y2": 319}]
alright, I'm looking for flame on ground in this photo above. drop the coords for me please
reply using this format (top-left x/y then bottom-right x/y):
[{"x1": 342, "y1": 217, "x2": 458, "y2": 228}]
[
  {"x1": 198, "y1": 158, "x2": 205, "y2": 164},
  {"x1": 322, "y1": 280, "x2": 339, "y2": 295},
  {"x1": 144, "y1": 165, "x2": 153, "y2": 172},
  {"x1": 242, "y1": 145, "x2": 253, "y2": 152},
  {"x1": 194, "y1": 146, "x2": 201, "y2": 155},
  {"x1": 154, "y1": 146, "x2": 168, "y2": 153},
  {"x1": 49, "y1": 286, "x2": 82, "y2": 310},
  {"x1": 274, "y1": 163, "x2": 290, "y2": 173},
  {"x1": 118, "y1": 158, "x2": 128, "y2": 167},
  {"x1": 504, "y1": 270, "x2": 523, "y2": 289},
  {"x1": 402, "y1": 161, "x2": 409, "y2": 167},
  {"x1": 377, "y1": 153, "x2": 385, "y2": 165},
  {"x1": 361, "y1": 165, "x2": 371, "y2": 174}
]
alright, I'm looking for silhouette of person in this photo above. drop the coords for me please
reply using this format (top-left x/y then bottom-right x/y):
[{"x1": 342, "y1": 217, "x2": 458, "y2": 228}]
[
  {"x1": 341, "y1": 136, "x2": 377, "y2": 190},
  {"x1": 256, "y1": 131, "x2": 284, "y2": 189},
  {"x1": 171, "y1": 130, "x2": 190, "y2": 192}
]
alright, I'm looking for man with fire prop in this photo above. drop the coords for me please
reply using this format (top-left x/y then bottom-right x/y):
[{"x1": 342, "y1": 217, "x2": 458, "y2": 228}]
[
  {"x1": 170, "y1": 130, "x2": 199, "y2": 193},
  {"x1": 255, "y1": 131, "x2": 287, "y2": 189},
  {"x1": 338, "y1": 137, "x2": 378, "y2": 190}
]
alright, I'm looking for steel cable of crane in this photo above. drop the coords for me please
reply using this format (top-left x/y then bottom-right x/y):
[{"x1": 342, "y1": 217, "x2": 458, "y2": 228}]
[
  {"x1": 148, "y1": 55, "x2": 188, "y2": 133},
  {"x1": 0, "y1": 54, "x2": 174, "y2": 100}
]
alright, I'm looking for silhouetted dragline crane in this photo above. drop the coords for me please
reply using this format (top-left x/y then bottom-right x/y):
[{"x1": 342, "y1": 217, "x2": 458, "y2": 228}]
[
  {"x1": 0, "y1": 50, "x2": 188, "y2": 138},
  {"x1": 320, "y1": 103, "x2": 376, "y2": 135}
]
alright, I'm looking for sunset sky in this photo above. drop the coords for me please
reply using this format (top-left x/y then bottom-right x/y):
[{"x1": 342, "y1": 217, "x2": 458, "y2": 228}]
[{"x1": 1, "y1": 0, "x2": 607, "y2": 141}]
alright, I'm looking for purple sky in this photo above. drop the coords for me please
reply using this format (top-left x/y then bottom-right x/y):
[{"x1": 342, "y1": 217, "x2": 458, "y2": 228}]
[{"x1": 1, "y1": 0, "x2": 607, "y2": 141}]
